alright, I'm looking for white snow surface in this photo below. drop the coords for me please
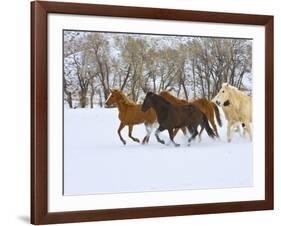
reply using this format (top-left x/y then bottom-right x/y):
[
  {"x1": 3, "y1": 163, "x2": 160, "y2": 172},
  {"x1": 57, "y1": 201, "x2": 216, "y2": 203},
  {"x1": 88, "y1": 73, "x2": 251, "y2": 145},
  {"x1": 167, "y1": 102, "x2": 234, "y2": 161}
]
[{"x1": 64, "y1": 107, "x2": 253, "y2": 195}]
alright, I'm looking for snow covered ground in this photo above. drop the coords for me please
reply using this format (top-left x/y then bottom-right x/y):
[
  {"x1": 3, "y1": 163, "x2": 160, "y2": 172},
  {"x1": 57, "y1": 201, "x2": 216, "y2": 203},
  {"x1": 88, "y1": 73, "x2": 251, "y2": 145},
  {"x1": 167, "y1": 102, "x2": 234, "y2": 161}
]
[{"x1": 63, "y1": 107, "x2": 253, "y2": 195}]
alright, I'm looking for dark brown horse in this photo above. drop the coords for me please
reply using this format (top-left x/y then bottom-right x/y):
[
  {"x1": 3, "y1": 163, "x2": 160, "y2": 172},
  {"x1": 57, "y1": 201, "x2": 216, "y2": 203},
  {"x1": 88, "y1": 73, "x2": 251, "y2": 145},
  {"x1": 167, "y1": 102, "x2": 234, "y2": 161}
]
[
  {"x1": 141, "y1": 92, "x2": 216, "y2": 147},
  {"x1": 159, "y1": 91, "x2": 222, "y2": 139}
]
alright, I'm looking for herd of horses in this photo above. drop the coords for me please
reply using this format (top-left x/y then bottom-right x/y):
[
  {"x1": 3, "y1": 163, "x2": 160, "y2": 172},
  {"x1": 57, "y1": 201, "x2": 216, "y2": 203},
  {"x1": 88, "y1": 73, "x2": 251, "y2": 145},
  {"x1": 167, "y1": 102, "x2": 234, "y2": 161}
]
[{"x1": 105, "y1": 83, "x2": 252, "y2": 146}]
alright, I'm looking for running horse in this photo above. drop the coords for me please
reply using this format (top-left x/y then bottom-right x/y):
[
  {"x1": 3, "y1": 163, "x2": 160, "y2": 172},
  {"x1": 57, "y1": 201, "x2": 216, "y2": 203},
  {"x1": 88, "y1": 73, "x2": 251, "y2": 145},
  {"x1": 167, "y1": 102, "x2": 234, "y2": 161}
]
[
  {"x1": 105, "y1": 89, "x2": 157, "y2": 145},
  {"x1": 141, "y1": 92, "x2": 216, "y2": 147},
  {"x1": 213, "y1": 83, "x2": 252, "y2": 142},
  {"x1": 159, "y1": 91, "x2": 222, "y2": 140}
]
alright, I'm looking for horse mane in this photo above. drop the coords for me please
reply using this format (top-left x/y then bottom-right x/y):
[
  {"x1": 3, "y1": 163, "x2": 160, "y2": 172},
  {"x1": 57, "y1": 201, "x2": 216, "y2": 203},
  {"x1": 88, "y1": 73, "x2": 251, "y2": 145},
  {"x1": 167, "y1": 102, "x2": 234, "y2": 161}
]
[
  {"x1": 112, "y1": 89, "x2": 137, "y2": 106},
  {"x1": 224, "y1": 84, "x2": 249, "y2": 99},
  {"x1": 155, "y1": 93, "x2": 173, "y2": 107},
  {"x1": 221, "y1": 83, "x2": 250, "y2": 110},
  {"x1": 159, "y1": 91, "x2": 189, "y2": 105}
]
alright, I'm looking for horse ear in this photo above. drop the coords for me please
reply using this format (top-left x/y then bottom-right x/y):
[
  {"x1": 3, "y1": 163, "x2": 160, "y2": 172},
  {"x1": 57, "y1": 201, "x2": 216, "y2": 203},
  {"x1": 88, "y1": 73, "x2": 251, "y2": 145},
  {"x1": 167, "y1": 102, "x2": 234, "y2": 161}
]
[{"x1": 222, "y1": 83, "x2": 228, "y2": 88}]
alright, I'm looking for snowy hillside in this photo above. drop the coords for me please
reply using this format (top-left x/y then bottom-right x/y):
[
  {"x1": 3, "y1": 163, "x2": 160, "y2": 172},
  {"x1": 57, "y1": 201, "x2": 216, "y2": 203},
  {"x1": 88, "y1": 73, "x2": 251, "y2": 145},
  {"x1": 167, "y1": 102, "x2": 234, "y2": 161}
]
[{"x1": 63, "y1": 107, "x2": 253, "y2": 195}]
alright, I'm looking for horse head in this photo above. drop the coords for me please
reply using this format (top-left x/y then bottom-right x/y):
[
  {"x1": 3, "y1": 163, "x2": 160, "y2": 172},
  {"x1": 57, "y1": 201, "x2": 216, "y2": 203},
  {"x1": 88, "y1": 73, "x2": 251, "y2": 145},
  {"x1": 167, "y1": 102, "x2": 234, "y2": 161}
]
[
  {"x1": 213, "y1": 83, "x2": 232, "y2": 107},
  {"x1": 141, "y1": 92, "x2": 154, "y2": 112},
  {"x1": 106, "y1": 89, "x2": 136, "y2": 107},
  {"x1": 105, "y1": 89, "x2": 120, "y2": 107}
]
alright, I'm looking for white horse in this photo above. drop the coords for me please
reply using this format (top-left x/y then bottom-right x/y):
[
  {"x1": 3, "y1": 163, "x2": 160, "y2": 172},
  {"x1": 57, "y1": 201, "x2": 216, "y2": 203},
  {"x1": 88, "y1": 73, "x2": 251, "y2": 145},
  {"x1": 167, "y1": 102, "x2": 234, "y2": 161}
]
[{"x1": 213, "y1": 83, "x2": 252, "y2": 142}]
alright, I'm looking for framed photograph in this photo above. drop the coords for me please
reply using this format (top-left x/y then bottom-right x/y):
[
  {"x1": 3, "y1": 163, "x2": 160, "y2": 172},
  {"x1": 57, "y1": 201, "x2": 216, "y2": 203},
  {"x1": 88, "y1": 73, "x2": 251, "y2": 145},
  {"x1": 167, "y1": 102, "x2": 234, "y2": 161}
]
[{"x1": 31, "y1": 1, "x2": 274, "y2": 224}]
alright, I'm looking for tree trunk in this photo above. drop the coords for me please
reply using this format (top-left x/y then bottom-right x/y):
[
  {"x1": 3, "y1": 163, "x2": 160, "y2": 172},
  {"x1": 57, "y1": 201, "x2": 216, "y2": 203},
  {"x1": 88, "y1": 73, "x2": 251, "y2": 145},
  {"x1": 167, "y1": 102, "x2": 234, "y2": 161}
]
[
  {"x1": 98, "y1": 89, "x2": 103, "y2": 107},
  {"x1": 176, "y1": 85, "x2": 181, "y2": 97},
  {"x1": 120, "y1": 64, "x2": 131, "y2": 91},
  {"x1": 79, "y1": 89, "x2": 88, "y2": 108},
  {"x1": 205, "y1": 72, "x2": 211, "y2": 100},
  {"x1": 197, "y1": 66, "x2": 205, "y2": 98},
  {"x1": 192, "y1": 59, "x2": 197, "y2": 99},
  {"x1": 90, "y1": 90, "x2": 94, "y2": 108},
  {"x1": 152, "y1": 73, "x2": 157, "y2": 93},
  {"x1": 65, "y1": 92, "x2": 73, "y2": 108},
  {"x1": 181, "y1": 80, "x2": 188, "y2": 100}
]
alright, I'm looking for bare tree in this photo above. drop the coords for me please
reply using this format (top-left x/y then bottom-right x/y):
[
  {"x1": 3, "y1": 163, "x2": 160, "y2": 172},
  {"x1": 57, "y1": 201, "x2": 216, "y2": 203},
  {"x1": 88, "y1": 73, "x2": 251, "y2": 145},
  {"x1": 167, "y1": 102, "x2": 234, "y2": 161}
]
[{"x1": 63, "y1": 31, "x2": 252, "y2": 108}]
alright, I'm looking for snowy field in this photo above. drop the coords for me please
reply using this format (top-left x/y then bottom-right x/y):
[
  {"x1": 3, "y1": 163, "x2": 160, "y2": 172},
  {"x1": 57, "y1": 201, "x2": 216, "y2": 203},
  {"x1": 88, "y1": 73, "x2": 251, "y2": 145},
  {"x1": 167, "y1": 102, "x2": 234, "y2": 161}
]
[{"x1": 64, "y1": 107, "x2": 253, "y2": 195}]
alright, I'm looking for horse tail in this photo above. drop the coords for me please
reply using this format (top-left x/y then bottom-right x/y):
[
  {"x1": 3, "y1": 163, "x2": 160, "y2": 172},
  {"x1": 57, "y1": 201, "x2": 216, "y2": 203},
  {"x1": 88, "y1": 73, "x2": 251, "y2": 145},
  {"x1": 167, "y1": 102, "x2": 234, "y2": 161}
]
[
  {"x1": 211, "y1": 102, "x2": 222, "y2": 127},
  {"x1": 202, "y1": 114, "x2": 216, "y2": 139}
]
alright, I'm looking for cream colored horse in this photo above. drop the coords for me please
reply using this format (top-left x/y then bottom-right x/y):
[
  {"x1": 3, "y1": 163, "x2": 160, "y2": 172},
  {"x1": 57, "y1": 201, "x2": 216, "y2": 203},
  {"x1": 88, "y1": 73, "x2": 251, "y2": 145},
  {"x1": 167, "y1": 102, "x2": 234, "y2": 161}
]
[{"x1": 213, "y1": 83, "x2": 252, "y2": 142}]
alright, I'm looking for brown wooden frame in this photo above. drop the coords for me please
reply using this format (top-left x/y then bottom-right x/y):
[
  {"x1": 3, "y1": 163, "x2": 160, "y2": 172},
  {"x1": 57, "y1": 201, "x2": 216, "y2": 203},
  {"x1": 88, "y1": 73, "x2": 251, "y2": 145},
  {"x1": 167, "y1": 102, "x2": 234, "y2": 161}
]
[{"x1": 31, "y1": 1, "x2": 274, "y2": 224}]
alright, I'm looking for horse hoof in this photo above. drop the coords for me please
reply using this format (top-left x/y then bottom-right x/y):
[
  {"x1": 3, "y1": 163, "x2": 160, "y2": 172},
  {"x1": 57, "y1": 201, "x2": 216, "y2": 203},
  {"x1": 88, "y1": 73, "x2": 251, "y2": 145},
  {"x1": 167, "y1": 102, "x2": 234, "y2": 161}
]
[
  {"x1": 175, "y1": 144, "x2": 180, "y2": 147},
  {"x1": 122, "y1": 141, "x2": 126, "y2": 145},
  {"x1": 187, "y1": 143, "x2": 191, "y2": 147},
  {"x1": 135, "y1": 139, "x2": 140, "y2": 143}
]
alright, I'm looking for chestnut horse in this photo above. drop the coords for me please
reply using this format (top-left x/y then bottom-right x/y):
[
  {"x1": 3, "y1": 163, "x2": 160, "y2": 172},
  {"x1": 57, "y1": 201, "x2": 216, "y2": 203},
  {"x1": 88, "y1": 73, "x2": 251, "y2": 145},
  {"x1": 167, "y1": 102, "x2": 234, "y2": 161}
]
[
  {"x1": 159, "y1": 91, "x2": 222, "y2": 139},
  {"x1": 141, "y1": 92, "x2": 216, "y2": 147},
  {"x1": 105, "y1": 89, "x2": 157, "y2": 145}
]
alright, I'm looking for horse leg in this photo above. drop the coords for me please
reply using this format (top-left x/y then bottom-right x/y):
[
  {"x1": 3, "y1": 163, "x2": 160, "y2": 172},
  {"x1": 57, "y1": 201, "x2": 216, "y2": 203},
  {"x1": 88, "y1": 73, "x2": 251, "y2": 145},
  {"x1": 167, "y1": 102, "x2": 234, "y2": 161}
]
[
  {"x1": 142, "y1": 129, "x2": 148, "y2": 144},
  {"x1": 118, "y1": 122, "x2": 126, "y2": 145},
  {"x1": 235, "y1": 124, "x2": 242, "y2": 136},
  {"x1": 187, "y1": 125, "x2": 194, "y2": 136},
  {"x1": 173, "y1": 128, "x2": 180, "y2": 138},
  {"x1": 209, "y1": 116, "x2": 219, "y2": 137},
  {"x1": 155, "y1": 127, "x2": 165, "y2": 145},
  {"x1": 128, "y1": 125, "x2": 140, "y2": 143},
  {"x1": 240, "y1": 123, "x2": 247, "y2": 137},
  {"x1": 242, "y1": 126, "x2": 246, "y2": 137},
  {"x1": 231, "y1": 122, "x2": 241, "y2": 136},
  {"x1": 227, "y1": 122, "x2": 233, "y2": 142},
  {"x1": 244, "y1": 123, "x2": 252, "y2": 141},
  {"x1": 198, "y1": 125, "x2": 204, "y2": 142},
  {"x1": 142, "y1": 123, "x2": 153, "y2": 144},
  {"x1": 188, "y1": 126, "x2": 198, "y2": 146},
  {"x1": 168, "y1": 129, "x2": 180, "y2": 147},
  {"x1": 181, "y1": 127, "x2": 187, "y2": 135}
]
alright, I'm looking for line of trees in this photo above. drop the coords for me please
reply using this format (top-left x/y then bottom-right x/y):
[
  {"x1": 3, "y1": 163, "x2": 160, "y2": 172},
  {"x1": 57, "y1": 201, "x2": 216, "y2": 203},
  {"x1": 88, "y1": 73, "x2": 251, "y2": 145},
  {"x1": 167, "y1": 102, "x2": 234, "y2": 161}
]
[{"x1": 64, "y1": 31, "x2": 252, "y2": 108}]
